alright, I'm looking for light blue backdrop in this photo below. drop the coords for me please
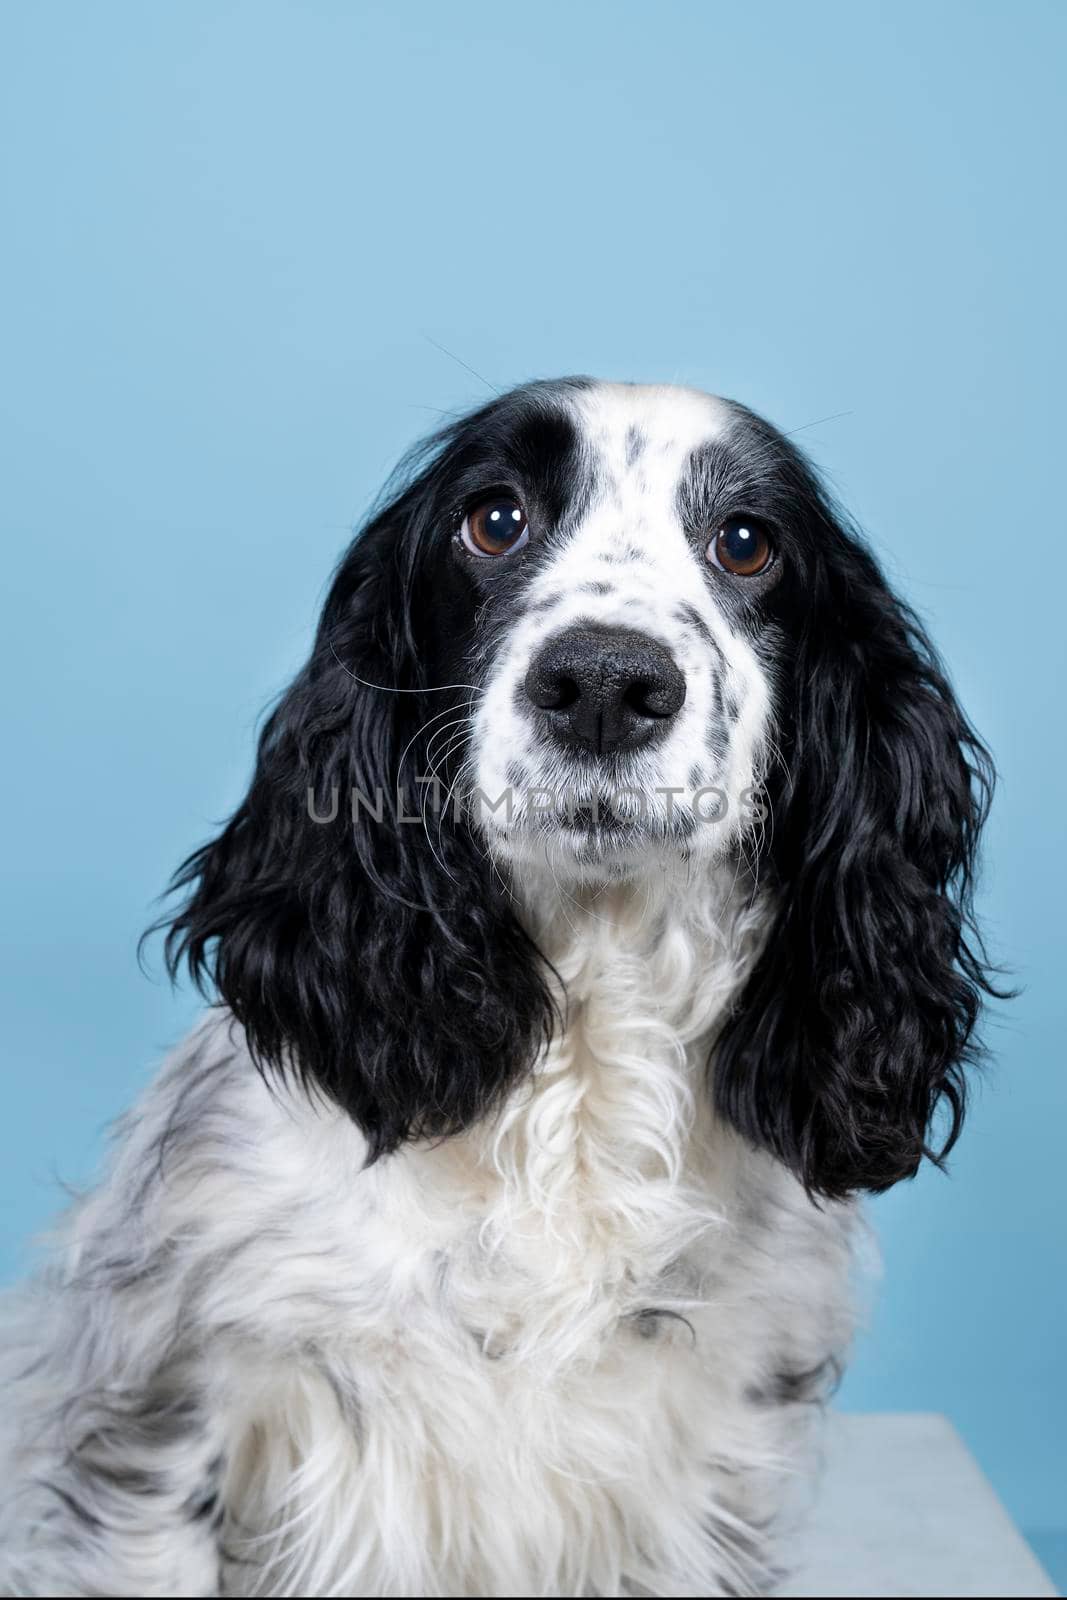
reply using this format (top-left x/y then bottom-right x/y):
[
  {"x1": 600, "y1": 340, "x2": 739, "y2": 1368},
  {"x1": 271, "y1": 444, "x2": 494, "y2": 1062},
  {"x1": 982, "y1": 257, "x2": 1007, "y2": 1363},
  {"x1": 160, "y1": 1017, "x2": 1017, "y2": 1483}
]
[{"x1": 2, "y1": 0, "x2": 1064, "y2": 1576}]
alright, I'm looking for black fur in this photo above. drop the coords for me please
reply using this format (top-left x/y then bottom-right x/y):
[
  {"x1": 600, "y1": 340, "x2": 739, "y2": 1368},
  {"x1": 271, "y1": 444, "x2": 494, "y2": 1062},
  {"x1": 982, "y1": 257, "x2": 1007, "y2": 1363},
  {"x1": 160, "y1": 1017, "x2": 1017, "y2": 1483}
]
[
  {"x1": 710, "y1": 406, "x2": 1001, "y2": 1199},
  {"x1": 159, "y1": 381, "x2": 999, "y2": 1198}
]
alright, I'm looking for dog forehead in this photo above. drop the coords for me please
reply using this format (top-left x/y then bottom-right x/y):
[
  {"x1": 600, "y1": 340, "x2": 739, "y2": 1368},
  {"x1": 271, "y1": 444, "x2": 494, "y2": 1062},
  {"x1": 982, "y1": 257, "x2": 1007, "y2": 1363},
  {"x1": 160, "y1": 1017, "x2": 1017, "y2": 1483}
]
[
  {"x1": 513, "y1": 384, "x2": 737, "y2": 620},
  {"x1": 572, "y1": 382, "x2": 732, "y2": 485}
]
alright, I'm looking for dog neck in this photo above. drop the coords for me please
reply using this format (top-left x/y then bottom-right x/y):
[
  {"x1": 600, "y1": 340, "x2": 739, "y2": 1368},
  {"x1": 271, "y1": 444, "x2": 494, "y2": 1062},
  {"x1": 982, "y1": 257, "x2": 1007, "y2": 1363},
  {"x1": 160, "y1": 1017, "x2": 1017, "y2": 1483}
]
[{"x1": 425, "y1": 861, "x2": 772, "y2": 1355}]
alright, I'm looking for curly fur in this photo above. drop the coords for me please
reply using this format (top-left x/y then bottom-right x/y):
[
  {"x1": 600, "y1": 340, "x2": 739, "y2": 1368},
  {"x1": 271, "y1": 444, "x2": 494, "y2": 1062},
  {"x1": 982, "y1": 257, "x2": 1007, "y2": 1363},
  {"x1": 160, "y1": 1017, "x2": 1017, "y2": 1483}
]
[{"x1": 0, "y1": 380, "x2": 996, "y2": 1596}]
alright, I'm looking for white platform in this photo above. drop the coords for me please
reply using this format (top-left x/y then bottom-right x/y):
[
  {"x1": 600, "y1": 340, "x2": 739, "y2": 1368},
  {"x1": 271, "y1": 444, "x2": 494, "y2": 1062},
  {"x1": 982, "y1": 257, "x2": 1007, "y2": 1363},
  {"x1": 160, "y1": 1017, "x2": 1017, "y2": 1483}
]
[{"x1": 781, "y1": 1414, "x2": 1057, "y2": 1597}]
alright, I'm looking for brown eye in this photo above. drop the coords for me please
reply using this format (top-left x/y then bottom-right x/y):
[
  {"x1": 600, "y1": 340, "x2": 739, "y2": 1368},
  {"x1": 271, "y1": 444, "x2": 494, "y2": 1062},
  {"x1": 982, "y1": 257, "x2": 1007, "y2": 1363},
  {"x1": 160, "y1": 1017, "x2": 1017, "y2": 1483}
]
[
  {"x1": 707, "y1": 516, "x2": 774, "y2": 577},
  {"x1": 461, "y1": 496, "x2": 529, "y2": 557}
]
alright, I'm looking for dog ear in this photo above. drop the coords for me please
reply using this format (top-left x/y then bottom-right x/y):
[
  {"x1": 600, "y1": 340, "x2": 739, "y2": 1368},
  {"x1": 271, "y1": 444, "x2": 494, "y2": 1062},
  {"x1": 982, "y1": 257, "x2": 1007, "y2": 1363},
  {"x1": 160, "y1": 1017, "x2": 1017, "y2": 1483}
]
[
  {"x1": 160, "y1": 476, "x2": 555, "y2": 1160},
  {"x1": 713, "y1": 492, "x2": 1000, "y2": 1199}
]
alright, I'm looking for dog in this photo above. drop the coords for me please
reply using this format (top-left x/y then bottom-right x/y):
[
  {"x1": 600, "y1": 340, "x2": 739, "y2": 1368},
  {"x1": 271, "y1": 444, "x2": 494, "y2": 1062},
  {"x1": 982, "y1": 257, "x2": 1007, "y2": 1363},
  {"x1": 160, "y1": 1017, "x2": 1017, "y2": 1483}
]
[{"x1": 0, "y1": 380, "x2": 995, "y2": 1596}]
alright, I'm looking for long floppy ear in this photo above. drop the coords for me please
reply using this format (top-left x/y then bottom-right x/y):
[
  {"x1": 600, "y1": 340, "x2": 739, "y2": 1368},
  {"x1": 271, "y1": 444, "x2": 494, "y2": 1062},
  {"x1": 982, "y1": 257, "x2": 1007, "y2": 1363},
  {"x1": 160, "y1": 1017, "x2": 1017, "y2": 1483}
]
[
  {"x1": 714, "y1": 489, "x2": 1000, "y2": 1200},
  {"x1": 159, "y1": 475, "x2": 555, "y2": 1160}
]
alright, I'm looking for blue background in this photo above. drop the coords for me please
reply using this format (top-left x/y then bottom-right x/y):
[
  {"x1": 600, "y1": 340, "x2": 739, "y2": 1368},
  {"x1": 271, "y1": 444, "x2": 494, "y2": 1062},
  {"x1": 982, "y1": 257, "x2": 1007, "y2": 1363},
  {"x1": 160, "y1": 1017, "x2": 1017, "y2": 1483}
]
[{"x1": 2, "y1": 1, "x2": 1064, "y2": 1580}]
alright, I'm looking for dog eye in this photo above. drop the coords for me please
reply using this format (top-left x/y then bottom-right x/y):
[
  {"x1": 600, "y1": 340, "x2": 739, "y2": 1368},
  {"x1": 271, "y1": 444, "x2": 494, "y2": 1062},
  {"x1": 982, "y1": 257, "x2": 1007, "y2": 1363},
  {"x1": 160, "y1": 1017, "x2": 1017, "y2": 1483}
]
[
  {"x1": 461, "y1": 496, "x2": 530, "y2": 557},
  {"x1": 707, "y1": 517, "x2": 774, "y2": 577}
]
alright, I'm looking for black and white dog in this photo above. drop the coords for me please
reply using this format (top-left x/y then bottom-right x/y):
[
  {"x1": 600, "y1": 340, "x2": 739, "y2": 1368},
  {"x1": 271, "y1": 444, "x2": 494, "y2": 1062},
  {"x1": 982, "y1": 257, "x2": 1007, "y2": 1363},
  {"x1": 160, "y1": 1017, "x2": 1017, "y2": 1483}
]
[{"x1": 0, "y1": 380, "x2": 995, "y2": 1596}]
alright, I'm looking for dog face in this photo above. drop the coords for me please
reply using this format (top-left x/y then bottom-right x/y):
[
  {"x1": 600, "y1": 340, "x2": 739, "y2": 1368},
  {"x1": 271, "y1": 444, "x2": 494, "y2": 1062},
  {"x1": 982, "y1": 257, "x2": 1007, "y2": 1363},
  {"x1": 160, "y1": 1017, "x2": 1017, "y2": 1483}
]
[
  {"x1": 163, "y1": 379, "x2": 997, "y2": 1199},
  {"x1": 462, "y1": 384, "x2": 774, "y2": 878}
]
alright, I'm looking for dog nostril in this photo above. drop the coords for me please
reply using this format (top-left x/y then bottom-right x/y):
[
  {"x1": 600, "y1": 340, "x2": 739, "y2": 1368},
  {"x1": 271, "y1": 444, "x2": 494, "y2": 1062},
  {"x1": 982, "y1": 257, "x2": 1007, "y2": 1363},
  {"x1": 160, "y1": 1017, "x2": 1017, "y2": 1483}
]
[
  {"x1": 531, "y1": 673, "x2": 581, "y2": 713},
  {"x1": 624, "y1": 678, "x2": 684, "y2": 720}
]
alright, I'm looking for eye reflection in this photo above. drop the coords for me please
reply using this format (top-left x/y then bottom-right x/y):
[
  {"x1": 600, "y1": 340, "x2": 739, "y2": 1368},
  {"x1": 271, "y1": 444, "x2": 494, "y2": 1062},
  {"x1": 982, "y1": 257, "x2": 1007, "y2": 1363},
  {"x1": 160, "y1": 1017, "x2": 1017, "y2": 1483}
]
[
  {"x1": 707, "y1": 517, "x2": 774, "y2": 577},
  {"x1": 461, "y1": 497, "x2": 529, "y2": 557}
]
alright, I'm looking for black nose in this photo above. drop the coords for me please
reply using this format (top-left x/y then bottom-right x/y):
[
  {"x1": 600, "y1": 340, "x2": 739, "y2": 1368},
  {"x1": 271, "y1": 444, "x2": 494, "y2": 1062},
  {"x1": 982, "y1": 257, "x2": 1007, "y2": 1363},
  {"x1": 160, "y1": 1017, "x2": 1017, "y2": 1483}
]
[{"x1": 524, "y1": 625, "x2": 687, "y2": 757}]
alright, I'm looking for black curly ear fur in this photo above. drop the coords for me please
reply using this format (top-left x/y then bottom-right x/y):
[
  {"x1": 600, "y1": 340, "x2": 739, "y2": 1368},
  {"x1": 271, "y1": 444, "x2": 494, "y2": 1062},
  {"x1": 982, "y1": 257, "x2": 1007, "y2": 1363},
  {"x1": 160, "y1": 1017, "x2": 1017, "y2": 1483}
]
[
  {"x1": 713, "y1": 454, "x2": 1001, "y2": 1200},
  {"x1": 160, "y1": 451, "x2": 556, "y2": 1162}
]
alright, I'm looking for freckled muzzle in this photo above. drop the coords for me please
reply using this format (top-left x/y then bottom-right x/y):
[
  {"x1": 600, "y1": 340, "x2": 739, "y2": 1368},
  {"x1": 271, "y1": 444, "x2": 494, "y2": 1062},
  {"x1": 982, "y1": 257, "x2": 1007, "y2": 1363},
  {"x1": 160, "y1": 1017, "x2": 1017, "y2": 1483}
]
[{"x1": 523, "y1": 625, "x2": 687, "y2": 758}]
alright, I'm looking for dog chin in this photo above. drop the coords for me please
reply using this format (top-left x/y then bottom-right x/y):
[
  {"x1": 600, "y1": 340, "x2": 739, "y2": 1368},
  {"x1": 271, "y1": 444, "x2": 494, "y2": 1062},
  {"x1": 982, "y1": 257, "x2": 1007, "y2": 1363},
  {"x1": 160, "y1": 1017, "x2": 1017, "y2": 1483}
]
[
  {"x1": 468, "y1": 766, "x2": 750, "y2": 882},
  {"x1": 480, "y1": 809, "x2": 711, "y2": 886}
]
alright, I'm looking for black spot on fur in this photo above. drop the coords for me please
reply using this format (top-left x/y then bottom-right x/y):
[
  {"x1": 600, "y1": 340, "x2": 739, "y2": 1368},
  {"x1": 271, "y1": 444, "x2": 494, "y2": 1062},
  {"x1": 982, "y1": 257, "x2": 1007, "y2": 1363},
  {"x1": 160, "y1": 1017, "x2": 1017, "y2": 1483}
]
[
  {"x1": 187, "y1": 1486, "x2": 222, "y2": 1526},
  {"x1": 38, "y1": 1482, "x2": 105, "y2": 1532},
  {"x1": 703, "y1": 1504, "x2": 779, "y2": 1595},
  {"x1": 670, "y1": 807, "x2": 697, "y2": 839},
  {"x1": 746, "y1": 1356, "x2": 842, "y2": 1407},
  {"x1": 627, "y1": 1307, "x2": 697, "y2": 1343},
  {"x1": 525, "y1": 591, "x2": 565, "y2": 615},
  {"x1": 625, "y1": 426, "x2": 646, "y2": 467},
  {"x1": 676, "y1": 603, "x2": 723, "y2": 664},
  {"x1": 706, "y1": 727, "x2": 728, "y2": 763}
]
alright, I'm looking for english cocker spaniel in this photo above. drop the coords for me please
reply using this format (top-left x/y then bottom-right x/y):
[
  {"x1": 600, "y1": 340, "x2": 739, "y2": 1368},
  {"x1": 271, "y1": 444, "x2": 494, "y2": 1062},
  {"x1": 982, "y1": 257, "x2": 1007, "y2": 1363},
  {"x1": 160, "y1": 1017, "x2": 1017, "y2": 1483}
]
[{"x1": 0, "y1": 380, "x2": 995, "y2": 1597}]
